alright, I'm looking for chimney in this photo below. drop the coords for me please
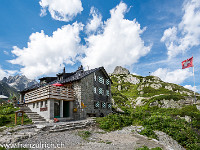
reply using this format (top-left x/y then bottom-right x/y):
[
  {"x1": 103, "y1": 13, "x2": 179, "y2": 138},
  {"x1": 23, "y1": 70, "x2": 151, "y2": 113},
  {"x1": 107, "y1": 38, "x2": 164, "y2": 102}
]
[{"x1": 63, "y1": 67, "x2": 65, "y2": 73}]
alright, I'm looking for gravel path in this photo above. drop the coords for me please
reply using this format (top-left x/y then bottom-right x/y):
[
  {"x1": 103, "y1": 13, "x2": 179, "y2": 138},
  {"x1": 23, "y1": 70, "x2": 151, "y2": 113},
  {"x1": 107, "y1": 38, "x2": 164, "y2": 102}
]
[{"x1": 20, "y1": 126, "x2": 166, "y2": 150}]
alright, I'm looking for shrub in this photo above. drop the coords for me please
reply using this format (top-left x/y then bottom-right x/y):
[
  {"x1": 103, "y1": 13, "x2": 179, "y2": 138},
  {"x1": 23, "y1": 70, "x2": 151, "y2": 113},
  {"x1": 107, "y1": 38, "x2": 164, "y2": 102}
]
[
  {"x1": 96, "y1": 114, "x2": 133, "y2": 131},
  {"x1": 0, "y1": 147, "x2": 6, "y2": 150},
  {"x1": 140, "y1": 127, "x2": 158, "y2": 140},
  {"x1": 0, "y1": 115, "x2": 9, "y2": 126},
  {"x1": 0, "y1": 107, "x2": 14, "y2": 115}
]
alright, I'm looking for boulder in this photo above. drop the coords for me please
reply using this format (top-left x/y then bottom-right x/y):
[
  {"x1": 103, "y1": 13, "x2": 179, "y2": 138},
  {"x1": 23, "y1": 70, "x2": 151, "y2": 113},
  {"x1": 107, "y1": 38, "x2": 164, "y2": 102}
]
[
  {"x1": 112, "y1": 66, "x2": 130, "y2": 75},
  {"x1": 150, "y1": 83, "x2": 162, "y2": 89},
  {"x1": 165, "y1": 85, "x2": 173, "y2": 91},
  {"x1": 118, "y1": 85, "x2": 122, "y2": 91},
  {"x1": 124, "y1": 75, "x2": 140, "y2": 84}
]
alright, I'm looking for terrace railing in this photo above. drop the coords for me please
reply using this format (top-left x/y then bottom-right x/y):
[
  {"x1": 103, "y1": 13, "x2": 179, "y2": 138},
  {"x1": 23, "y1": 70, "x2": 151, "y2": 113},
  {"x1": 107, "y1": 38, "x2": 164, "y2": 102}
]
[{"x1": 24, "y1": 84, "x2": 74, "y2": 103}]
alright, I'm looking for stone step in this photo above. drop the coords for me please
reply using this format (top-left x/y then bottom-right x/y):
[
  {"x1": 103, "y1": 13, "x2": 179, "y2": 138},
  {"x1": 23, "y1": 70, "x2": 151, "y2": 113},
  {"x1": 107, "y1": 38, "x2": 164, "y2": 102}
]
[
  {"x1": 33, "y1": 121, "x2": 47, "y2": 124},
  {"x1": 26, "y1": 114, "x2": 39, "y2": 117},
  {"x1": 18, "y1": 106, "x2": 48, "y2": 124},
  {"x1": 32, "y1": 119, "x2": 46, "y2": 122},
  {"x1": 27, "y1": 116, "x2": 44, "y2": 119},
  {"x1": 26, "y1": 114, "x2": 41, "y2": 117},
  {"x1": 49, "y1": 127, "x2": 75, "y2": 133},
  {"x1": 25, "y1": 112, "x2": 38, "y2": 114},
  {"x1": 74, "y1": 125, "x2": 86, "y2": 129}
]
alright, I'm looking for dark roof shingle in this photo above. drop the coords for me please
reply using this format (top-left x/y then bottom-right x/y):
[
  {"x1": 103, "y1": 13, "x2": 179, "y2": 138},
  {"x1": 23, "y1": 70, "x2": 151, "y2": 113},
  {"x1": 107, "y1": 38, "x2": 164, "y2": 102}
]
[{"x1": 21, "y1": 67, "x2": 102, "y2": 93}]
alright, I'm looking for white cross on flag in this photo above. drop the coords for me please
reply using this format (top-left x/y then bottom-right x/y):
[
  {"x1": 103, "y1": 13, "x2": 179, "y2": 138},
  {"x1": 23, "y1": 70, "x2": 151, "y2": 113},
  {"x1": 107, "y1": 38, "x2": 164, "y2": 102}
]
[{"x1": 182, "y1": 57, "x2": 193, "y2": 69}]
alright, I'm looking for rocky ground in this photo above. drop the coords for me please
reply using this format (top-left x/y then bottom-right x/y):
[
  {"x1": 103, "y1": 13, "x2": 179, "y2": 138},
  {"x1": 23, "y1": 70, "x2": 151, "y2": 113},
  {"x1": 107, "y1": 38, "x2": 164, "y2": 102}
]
[
  {"x1": 19, "y1": 126, "x2": 165, "y2": 150},
  {"x1": 0, "y1": 118, "x2": 185, "y2": 150}
]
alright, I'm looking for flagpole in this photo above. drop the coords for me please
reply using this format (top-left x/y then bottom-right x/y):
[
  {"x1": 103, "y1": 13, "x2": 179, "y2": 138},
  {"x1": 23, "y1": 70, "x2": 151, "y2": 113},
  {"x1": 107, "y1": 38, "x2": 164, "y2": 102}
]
[{"x1": 193, "y1": 65, "x2": 197, "y2": 104}]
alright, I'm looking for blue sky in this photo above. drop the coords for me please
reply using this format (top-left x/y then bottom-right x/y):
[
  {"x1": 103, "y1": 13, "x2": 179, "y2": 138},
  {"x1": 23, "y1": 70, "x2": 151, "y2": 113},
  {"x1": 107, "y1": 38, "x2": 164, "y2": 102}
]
[{"x1": 0, "y1": 0, "x2": 200, "y2": 92}]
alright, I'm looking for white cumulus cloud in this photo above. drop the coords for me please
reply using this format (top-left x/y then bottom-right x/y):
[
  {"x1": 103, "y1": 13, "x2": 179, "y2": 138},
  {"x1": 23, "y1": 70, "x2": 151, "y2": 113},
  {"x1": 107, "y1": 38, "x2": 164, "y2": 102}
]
[
  {"x1": 152, "y1": 68, "x2": 193, "y2": 84},
  {"x1": 9, "y1": 22, "x2": 83, "y2": 79},
  {"x1": 39, "y1": 0, "x2": 83, "y2": 22},
  {"x1": 86, "y1": 7, "x2": 103, "y2": 34},
  {"x1": 184, "y1": 85, "x2": 197, "y2": 92},
  {"x1": 81, "y1": 2, "x2": 151, "y2": 72},
  {"x1": 0, "y1": 68, "x2": 17, "y2": 80},
  {"x1": 161, "y1": 0, "x2": 200, "y2": 58}
]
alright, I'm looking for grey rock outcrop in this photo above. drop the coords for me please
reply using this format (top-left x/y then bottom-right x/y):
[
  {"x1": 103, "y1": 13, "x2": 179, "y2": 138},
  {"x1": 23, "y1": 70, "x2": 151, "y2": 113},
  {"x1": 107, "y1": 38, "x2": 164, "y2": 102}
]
[
  {"x1": 2, "y1": 75, "x2": 38, "y2": 91},
  {"x1": 150, "y1": 83, "x2": 162, "y2": 89},
  {"x1": 124, "y1": 75, "x2": 140, "y2": 84},
  {"x1": 112, "y1": 66, "x2": 130, "y2": 75},
  {"x1": 155, "y1": 131, "x2": 185, "y2": 150},
  {"x1": 165, "y1": 85, "x2": 173, "y2": 91}
]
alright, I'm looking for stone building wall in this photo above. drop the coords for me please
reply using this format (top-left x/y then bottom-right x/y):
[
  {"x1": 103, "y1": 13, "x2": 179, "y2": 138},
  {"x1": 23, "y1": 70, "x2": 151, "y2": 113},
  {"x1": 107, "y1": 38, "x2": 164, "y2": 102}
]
[
  {"x1": 92, "y1": 70, "x2": 112, "y2": 117},
  {"x1": 72, "y1": 70, "x2": 112, "y2": 119},
  {"x1": 80, "y1": 73, "x2": 95, "y2": 118},
  {"x1": 72, "y1": 81, "x2": 82, "y2": 120}
]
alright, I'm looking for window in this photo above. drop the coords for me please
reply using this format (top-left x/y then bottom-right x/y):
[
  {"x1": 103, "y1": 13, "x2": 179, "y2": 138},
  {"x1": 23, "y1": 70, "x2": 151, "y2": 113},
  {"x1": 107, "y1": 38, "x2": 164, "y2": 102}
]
[
  {"x1": 107, "y1": 103, "x2": 112, "y2": 109},
  {"x1": 94, "y1": 87, "x2": 97, "y2": 93},
  {"x1": 98, "y1": 76, "x2": 104, "y2": 84},
  {"x1": 94, "y1": 73, "x2": 96, "y2": 81},
  {"x1": 33, "y1": 103, "x2": 35, "y2": 108},
  {"x1": 94, "y1": 101, "x2": 100, "y2": 109},
  {"x1": 101, "y1": 102, "x2": 106, "y2": 109},
  {"x1": 45, "y1": 100, "x2": 48, "y2": 107},
  {"x1": 41, "y1": 101, "x2": 43, "y2": 107},
  {"x1": 106, "y1": 79, "x2": 110, "y2": 85},
  {"x1": 98, "y1": 88, "x2": 104, "y2": 95},
  {"x1": 37, "y1": 102, "x2": 39, "y2": 108},
  {"x1": 106, "y1": 90, "x2": 109, "y2": 96}
]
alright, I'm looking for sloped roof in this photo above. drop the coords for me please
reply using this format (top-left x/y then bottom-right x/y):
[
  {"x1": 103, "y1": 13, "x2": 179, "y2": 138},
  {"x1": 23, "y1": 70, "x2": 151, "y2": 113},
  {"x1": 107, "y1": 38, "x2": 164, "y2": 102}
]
[
  {"x1": 0, "y1": 95, "x2": 8, "y2": 99},
  {"x1": 21, "y1": 66, "x2": 111, "y2": 93}
]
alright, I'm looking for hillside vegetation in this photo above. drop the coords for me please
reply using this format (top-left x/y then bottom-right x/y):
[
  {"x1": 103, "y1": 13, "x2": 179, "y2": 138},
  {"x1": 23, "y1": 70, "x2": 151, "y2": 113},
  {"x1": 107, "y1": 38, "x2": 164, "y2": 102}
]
[
  {"x1": 0, "y1": 81, "x2": 19, "y2": 102},
  {"x1": 111, "y1": 74, "x2": 199, "y2": 110},
  {"x1": 97, "y1": 71, "x2": 200, "y2": 150},
  {"x1": 0, "y1": 103, "x2": 32, "y2": 127}
]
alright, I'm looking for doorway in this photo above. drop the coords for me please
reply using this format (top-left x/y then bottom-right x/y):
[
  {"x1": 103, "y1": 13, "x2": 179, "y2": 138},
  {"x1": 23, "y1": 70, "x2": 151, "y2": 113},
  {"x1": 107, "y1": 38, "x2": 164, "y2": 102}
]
[
  {"x1": 63, "y1": 101, "x2": 70, "y2": 117},
  {"x1": 54, "y1": 100, "x2": 60, "y2": 118}
]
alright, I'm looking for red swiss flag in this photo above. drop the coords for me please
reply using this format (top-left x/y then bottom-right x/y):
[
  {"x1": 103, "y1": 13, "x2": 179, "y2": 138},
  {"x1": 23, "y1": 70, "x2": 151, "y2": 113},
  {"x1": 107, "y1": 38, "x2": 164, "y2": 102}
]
[{"x1": 182, "y1": 57, "x2": 193, "y2": 69}]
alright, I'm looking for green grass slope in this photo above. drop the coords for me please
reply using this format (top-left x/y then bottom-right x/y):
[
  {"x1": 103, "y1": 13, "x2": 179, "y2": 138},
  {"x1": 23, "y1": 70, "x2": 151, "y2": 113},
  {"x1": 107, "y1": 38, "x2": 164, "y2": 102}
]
[
  {"x1": 111, "y1": 74, "x2": 198, "y2": 110},
  {"x1": 97, "y1": 74, "x2": 200, "y2": 150}
]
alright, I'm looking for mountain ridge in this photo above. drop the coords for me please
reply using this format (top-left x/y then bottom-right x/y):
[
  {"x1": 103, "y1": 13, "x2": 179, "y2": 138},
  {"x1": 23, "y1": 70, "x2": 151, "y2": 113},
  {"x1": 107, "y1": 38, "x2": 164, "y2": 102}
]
[
  {"x1": 2, "y1": 75, "x2": 38, "y2": 91},
  {"x1": 0, "y1": 81, "x2": 19, "y2": 100},
  {"x1": 110, "y1": 66, "x2": 199, "y2": 110}
]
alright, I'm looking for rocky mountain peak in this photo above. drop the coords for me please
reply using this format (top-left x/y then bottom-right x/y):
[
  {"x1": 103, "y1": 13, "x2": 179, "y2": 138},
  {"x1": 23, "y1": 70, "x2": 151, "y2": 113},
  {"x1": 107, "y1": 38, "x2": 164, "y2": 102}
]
[
  {"x1": 1, "y1": 75, "x2": 38, "y2": 91},
  {"x1": 112, "y1": 66, "x2": 130, "y2": 75}
]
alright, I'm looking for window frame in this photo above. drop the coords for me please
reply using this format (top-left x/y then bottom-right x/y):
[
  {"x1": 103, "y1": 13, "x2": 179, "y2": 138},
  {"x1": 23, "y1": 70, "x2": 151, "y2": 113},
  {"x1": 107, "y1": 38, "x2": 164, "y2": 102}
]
[{"x1": 94, "y1": 101, "x2": 100, "y2": 109}]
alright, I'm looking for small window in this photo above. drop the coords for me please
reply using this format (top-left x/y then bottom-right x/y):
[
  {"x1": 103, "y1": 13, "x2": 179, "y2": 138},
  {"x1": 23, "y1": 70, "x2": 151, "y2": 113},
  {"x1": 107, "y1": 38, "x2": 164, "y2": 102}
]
[
  {"x1": 98, "y1": 88, "x2": 103, "y2": 95},
  {"x1": 107, "y1": 103, "x2": 112, "y2": 109},
  {"x1": 37, "y1": 102, "x2": 39, "y2": 108},
  {"x1": 94, "y1": 101, "x2": 100, "y2": 109},
  {"x1": 33, "y1": 103, "x2": 35, "y2": 108},
  {"x1": 98, "y1": 76, "x2": 104, "y2": 84},
  {"x1": 106, "y1": 90, "x2": 109, "y2": 96},
  {"x1": 101, "y1": 102, "x2": 106, "y2": 109},
  {"x1": 41, "y1": 101, "x2": 43, "y2": 107},
  {"x1": 45, "y1": 100, "x2": 47, "y2": 107},
  {"x1": 98, "y1": 76, "x2": 101, "y2": 83},
  {"x1": 94, "y1": 73, "x2": 96, "y2": 81},
  {"x1": 106, "y1": 79, "x2": 110, "y2": 85},
  {"x1": 94, "y1": 87, "x2": 97, "y2": 93}
]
